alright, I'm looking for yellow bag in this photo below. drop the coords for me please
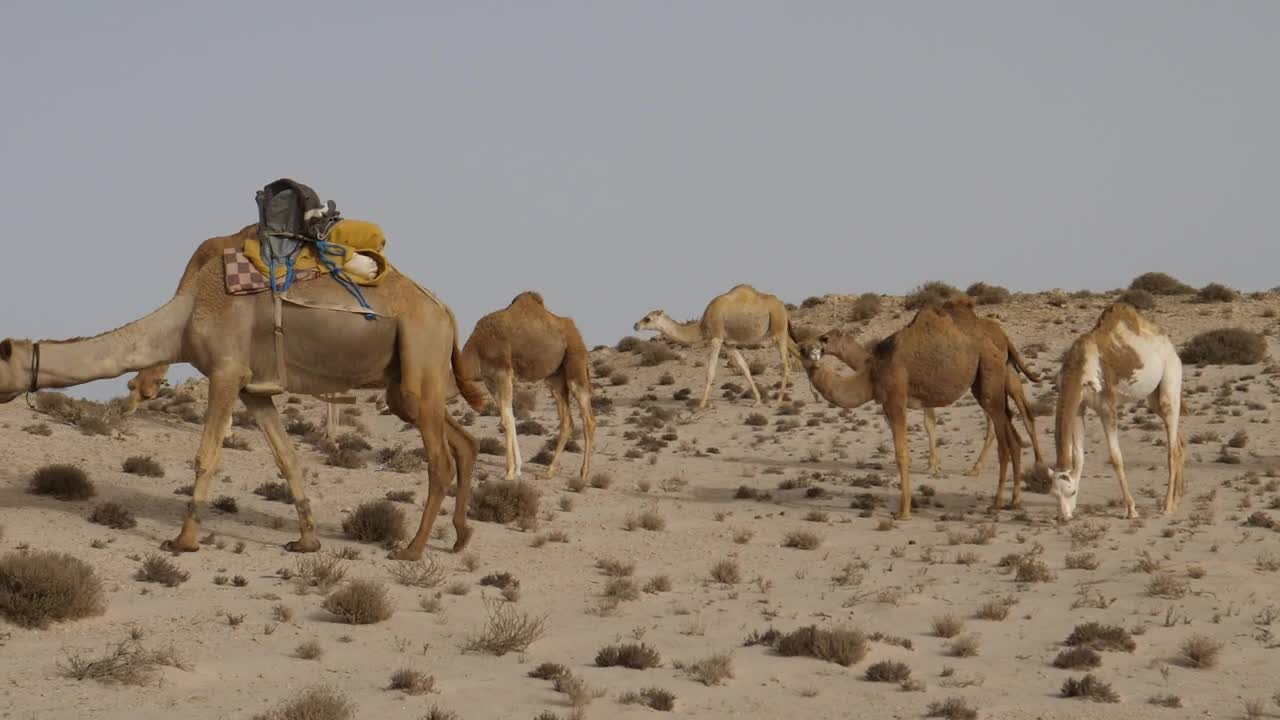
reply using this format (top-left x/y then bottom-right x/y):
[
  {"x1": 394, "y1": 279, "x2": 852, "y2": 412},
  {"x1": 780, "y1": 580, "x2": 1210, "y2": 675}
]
[{"x1": 244, "y1": 219, "x2": 389, "y2": 286}]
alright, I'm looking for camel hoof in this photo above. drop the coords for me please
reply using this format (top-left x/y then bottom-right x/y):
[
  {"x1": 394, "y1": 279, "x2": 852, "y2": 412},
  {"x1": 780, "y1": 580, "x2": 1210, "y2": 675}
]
[
  {"x1": 388, "y1": 546, "x2": 422, "y2": 561},
  {"x1": 160, "y1": 539, "x2": 199, "y2": 554},
  {"x1": 539, "y1": 468, "x2": 558, "y2": 481},
  {"x1": 1125, "y1": 509, "x2": 1141, "y2": 520},
  {"x1": 284, "y1": 538, "x2": 321, "y2": 553},
  {"x1": 453, "y1": 526, "x2": 474, "y2": 553}
]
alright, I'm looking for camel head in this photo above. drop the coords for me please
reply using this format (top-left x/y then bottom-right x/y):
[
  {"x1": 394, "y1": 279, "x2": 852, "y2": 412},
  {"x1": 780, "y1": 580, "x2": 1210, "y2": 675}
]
[
  {"x1": 795, "y1": 339, "x2": 824, "y2": 370},
  {"x1": 633, "y1": 310, "x2": 668, "y2": 333},
  {"x1": 0, "y1": 338, "x2": 33, "y2": 403},
  {"x1": 1051, "y1": 469, "x2": 1080, "y2": 521}
]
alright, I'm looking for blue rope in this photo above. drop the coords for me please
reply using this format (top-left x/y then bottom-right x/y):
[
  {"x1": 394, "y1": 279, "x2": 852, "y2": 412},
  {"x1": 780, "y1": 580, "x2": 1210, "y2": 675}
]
[{"x1": 313, "y1": 239, "x2": 376, "y2": 320}]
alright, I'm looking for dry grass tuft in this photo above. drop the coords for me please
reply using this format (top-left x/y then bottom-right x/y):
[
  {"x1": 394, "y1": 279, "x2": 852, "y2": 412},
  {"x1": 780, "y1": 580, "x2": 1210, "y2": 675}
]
[
  {"x1": 974, "y1": 596, "x2": 1017, "y2": 621},
  {"x1": 28, "y1": 464, "x2": 96, "y2": 501},
  {"x1": 1053, "y1": 647, "x2": 1101, "y2": 670},
  {"x1": 905, "y1": 281, "x2": 960, "y2": 309},
  {"x1": 682, "y1": 652, "x2": 735, "y2": 686},
  {"x1": 463, "y1": 595, "x2": 547, "y2": 656},
  {"x1": 932, "y1": 614, "x2": 965, "y2": 639},
  {"x1": 294, "y1": 640, "x2": 323, "y2": 660},
  {"x1": 1180, "y1": 328, "x2": 1268, "y2": 366},
  {"x1": 388, "y1": 668, "x2": 436, "y2": 695},
  {"x1": 389, "y1": 559, "x2": 444, "y2": 589},
  {"x1": 470, "y1": 479, "x2": 541, "y2": 526},
  {"x1": 135, "y1": 553, "x2": 189, "y2": 587},
  {"x1": 292, "y1": 554, "x2": 348, "y2": 593},
  {"x1": 121, "y1": 455, "x2": 165, "y2": 478},
  {"x1": 252, "y1": 685, "x2": 354, "y2": 720},
  {"x1": 1118, "y1": 288, "x2": 1156, "y2": 310},
  {"x1": 947, "y1": 634, "x2": 981, "y2": 658},
  {"x1": 341, "y1": 500, "x2": 405, "y2": 546},
  {"x1": 595, "y1": 642, "x2": 662, "y2": 669},
  {"x1": 60, "y1": 636, "x2": 188, "y2": 686},
  {"x1": 619, "y1": 686, "x2": 676, "y2": 711},
  {"x1": 710, "y1": 558, "x2": 742, "y2": 585},
  {"x1": 1022, "y1": 463, "x2": 1054, "y2": 494},
  {"x1": 848, "y1": 293, "x2": 882, "y2": 321},
  {"x1": 596, "y1": 557, "x2": 636, "y2": 577},
  {"x1": 0, "y1": 550, "x2": 106, "y2": 628},
  {"x1": 864, "y1": 660, "x2": 911, "y2": 683},
  {"x1": 322, "y1": 580, "x2": 394, "y2": 624},
  {"x1": 926, "y1": 697, "x2": 978, "y2": 719},
  {"x1": 1065, "y1": 622, "x2": 1135, "y2": 653},
  {"x1": 783, "y1": 531, "x2": 822, "y2": 550},
  {"x1": 966, "y1": 281, "x2": 1010, "y2": 305},
  {"x1": 1178, "y1": 634, "x2": 1221, "y2": 669},
  {"x1": 89, "y1": 502, "x2": 137, "y2": 530},
  {"x1": 773, "y1": 625, "x2": 868, "y2": 666},
  {"x1": 254, "y1": 481, "x2": 294, "y2": 504},
  {"x1": 1061, "y1": 673, "x2": 1119, "y2": 703}
]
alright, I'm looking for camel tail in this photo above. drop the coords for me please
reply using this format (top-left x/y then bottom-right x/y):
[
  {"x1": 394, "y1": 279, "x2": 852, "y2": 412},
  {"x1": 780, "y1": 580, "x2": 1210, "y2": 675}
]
[{"x1": 1007, "y1": 344, "x2": 1039, "y2": 384}]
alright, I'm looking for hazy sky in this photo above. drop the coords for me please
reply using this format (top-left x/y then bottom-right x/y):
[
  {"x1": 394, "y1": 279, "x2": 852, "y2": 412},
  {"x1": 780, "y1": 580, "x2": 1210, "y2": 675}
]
[{"x1": 2, "y1": 1, "x2": 1276, "y2": 399}]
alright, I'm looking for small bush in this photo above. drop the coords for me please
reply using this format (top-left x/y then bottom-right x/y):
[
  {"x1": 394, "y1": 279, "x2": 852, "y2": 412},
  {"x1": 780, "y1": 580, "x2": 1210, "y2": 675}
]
[
  {"x1": 948, "y1": 634, "x2": 981, "y2": 657},
  {"x1": 1118, "y1": 288, "x2": 1156, "y2": 311},
  {"x1": 864, "y1": 660, "x2": 911, "y2": 683},
  {"x1": 252, "y1": 685, "x2": 354, "y2": 720},
  {"x1": 477, "y1": 437, "x2": 504, "y2": 455},
  {"x1": 322, "y1": 580, "x2": 394, "y2": 624},
  {"x1": 1061, "y1": 673, "x2": 1119, "y2": 702},
  {"x1": 1194, "y1": 282, "x2": 1238, "y2": 303},
  {"x1": 28, "y1": 464, "x2": 95, "y2": 501},
  {"x1": 479, "y1": 572, "x2": 518, "y2": 590},
  {"x1": 1022, "y1": 464, "x2": 1054, "y2": 493},
  {"x1": 22, "y1": 422, "x2": 52, "y2": 436},
  {"x1": 293, "y1": 554, "x2": 348, "y2": 592},
  {"x1": 1180, "y1": 328, "x2": 1267, "y2": 365},
  {"x1": 60, "y1": 637, "x2": 188, "y2": 686},
  {"x1": 463, "y1": 596, "x2": 547, "y2": 656},
  {"x1": 783, "y1": 531, "x2": 821, "y2": 550},
  {"x1": 253, "y1": 481, "x2": 294, "y2": 504},
  {"x1": 89, "y1": 502, "x2": 136, "y2": 530},
  {"x1": 848, "y1": 293, "x2": 882, "y2": 321},
  {"x1": 595, "y1": 642, "x2": 661, "y2": 669},
  {"x1": 638, "y1": 342, "x2": 678, "y2": 367},
  {"x1": 469, "y1": 480, "x2": 540, "y2": 525},
  {"x1": 1065, "y1": 622, "x2": 1135, "y2": 652},
  {"x1": 619, "y1": 687, "x2": 675, "y2": 711},
  {"x1": 905, "y1": 281, "x2": 960, "y2": 309},
  {"x1": 529, "y1": 662, "x2": 569, "y2": 680},
  {"x1": 975, "y1": 597, "x2": 1015, "y2": 621},
  {"x1": 926, "y1": 697, "x2": 978, "y2": 719},
  {"x1": 683, "y1": 652, "x2": 734, "y2": 685},
  {"x1": 710, "y1": 558, "x2": 742, "y2": 584},
  {"x1": 294, "y1": 640, "x2": 323, "y2": 660},
  {"x1": 388, "y1": 668, "x2": 435, "y2": 695},
  {"x1": 0, "y1": 550, "x2": 105, "y2": 628},
  {"x1": 1053, "y1": 646, "x2": 1102, "y2": 670},
  {"x1": 211, "y1": 496, "x2": 239, "y2": 514},
  {"x1": 389, "y1": 559, "x2": 444, "y2": 589},
  {"x1": 774, "y1": 625, "x2": 868, "y2": 666},
  {"x1": 966, "y1": 282, "x2": 1010, "y2": 305},
  {"x1": 135, "y1": 553, "x2": 189, "y2": 587},
  {"x1": 932, "y1": 614, "x2": 965, "y2": 638},
  {"x1": 375, "y1": 447, "x2": 424, "y2": 473},
  {"x1": 121, "y1": 455, "x2": 164, "y2": 478},
  {"x1": 1064, "y1": 552, "x2": 1100, "y2": 570},
  {"x1": 1178, "y1": 634, "x2": 1221, "y2": 668},
  {"x1": 595, "y1": 557, "x2": 636, "y2": 577},
  {"x1": 1130, "y1": 272, "x2": 1194, "y2": 295},
  {"x1": 342, "y1": 500, "x2": 405, "y2": 545}
]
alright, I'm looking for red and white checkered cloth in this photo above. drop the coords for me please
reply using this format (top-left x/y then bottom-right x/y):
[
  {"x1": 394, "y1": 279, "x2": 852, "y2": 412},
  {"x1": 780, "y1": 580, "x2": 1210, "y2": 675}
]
[{"x1": 223, "y1": 248, "x2": 319, "y2": 295}]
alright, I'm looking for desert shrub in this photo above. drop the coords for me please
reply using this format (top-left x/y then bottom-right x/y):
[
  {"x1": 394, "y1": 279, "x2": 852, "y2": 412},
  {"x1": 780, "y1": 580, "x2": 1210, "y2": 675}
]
[
  {"x1": 1118, "y1": 288, "x2": 1156, "y2": 310},
  {"x1": 1061, "y1": 673, "x2": 1119, "y2": 702},
  {"x1": 1180, "y1": 328, "x2": 1267, "y2": 365},
  {"x1": 385, "y1": 489, "x2": 416, "y2": 504},
  {"x1": 135, "y1": 553, "x2": 189, "y2": 587},
  {"x1": 1053, "y1": 646, "x2": 1102, "y2": 670},
  {"x1": 619, "y1": 687, "x2": 675, "y2": 711},
  {"x1": 801, "y1": 296, "x2": 824, "y2": 308},
  {"x1": 31, "y1": 392, "x2": 124, "y2": 435},
  {"x1": 948, "y1": 634, "x2": 981, "y2": 657},
  {"x1": 463, "y1": 596, "x2": 546, "y2": 656},
  {"x1": 783, "y1": 531, "x2": 822, "y2": 550},
  {"x1": 966, "y1": 282, "x2": 1010, "y2": 305},
  {"x1": 342, "y1": 500, "x2": 405, "y2": 545},
  {"x1": 1194, "y1": 282, "x2": 1238, "y2": 303},
  {"x1": 596, "y1": 557, "x2": 636, "y2": 577},
  {"x1": 773, "y1": 625, "x2": 868, "y2": 666},
  {"x1": 1130, "y1": 272, "x2": 1193, "y2": 295},
  {"x1": 477, "y1": 437, "x2": 504, "y2": 455},
  {"x1": 638, "y1": 341, "x2": 678, "y2": 367},
  {"x1": 0, "y1": 550, "x2": 105, "y2": 628},
  {"x1": 223, "y1": 434, "x2": 251, "y2": 450},
  {"x1": 294, "y1": 640, "x2": 323, "y2": 660},
  {"x1": 252, "y1": 685, "x2": 354, "y2": 720},
  {"x1": 121, "y1": 455, "x2": 164, "y2": 478},
  {"x1": 479, "y1": 572, "x2": 519, "y2": 590},
  {"x1": 864, "y1": 660, "x2": 911, "y2": 683},
  {"x1": 23, "y1": 422, "x2": 53, "y2": 436},
  {"x1": 529, "y1": 662, "x2": 569, "y2": 680},
  {"x1": 905, "y1": 281, "x2": 960, "y2": 310},
  {"x1": 1179, "y1": 634, "x2": 1221, "y2": 668},
  {"x1": 375, "y1": 446, "x2": 425, "y2": 473},
  {"x1": 60, "y1": 636, "x2": 187, "y2": 685},
  {"x1": 926, "y1": 697, "x2": 978, "y2": 719},
  {"x1": 388, "y1": 668, "x2": 435, "y2": 695},
  {"x1": 389, "y1": 559, "x2": 444, "y2": 589},
  {"x1": 322, "y1": 580, "x2": 394, "y2": 624},
  {"x1": 1065, "y1": 622, "x2": 1135, "y2": 652},
  {"x1": 595, "y1": 642, "x2": 661, "y2": 669},
  {"x1": 211, "y1": 496, "x2": 238, "y2": 514},
  {"x1": 292, "y1": 554, "x2": 348, "y2": 592},
  {"x1": 710, "y1": 558, "x2": 742, "y2": 585},
  {"x1": 616, "y1": 336, "x2": 643, "y2": 352},
  {"x1": 28, "y1": 464, "x2": 95, "y2": 501},
  {"x1": 848, "y1": 293, "x2": 882, "y2": 321},
  {"x1": 89, "y1": 502, "x2": 136, "y2": 530},
  {"x1": 469, "y1": 480, "x2": 540, "y2": 525},
  {"x1": 253, "y1": 481, "x2": 294, "y2": 504},
  {"x1": 932, "y1": 614, "x2": 965, "y2": 638},
  {"x1": 683, "y1": 652, "x2": 734, "y2": 685}
]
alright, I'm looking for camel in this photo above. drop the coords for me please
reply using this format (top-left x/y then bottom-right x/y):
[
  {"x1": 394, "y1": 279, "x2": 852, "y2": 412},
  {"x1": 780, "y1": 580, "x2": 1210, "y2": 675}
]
[
  {"x1": 792, "y1": 297, "x2": 1025, "y2": 518},
  {"x1": 457, "y1": 291, "x2": 596, "y2": 482},
  {"x1": 633, "y1": 284, "x2": 791, "y2": 411},
  {"x1": 0, "y1": 224, "x2": 487, "y2": 560},
  {"x1": 1051, "y1": 302, "x2": 1186, "y2": 521},
  {"x1": 806, "y1": 324, "x2": 1042, "y2": 476}
]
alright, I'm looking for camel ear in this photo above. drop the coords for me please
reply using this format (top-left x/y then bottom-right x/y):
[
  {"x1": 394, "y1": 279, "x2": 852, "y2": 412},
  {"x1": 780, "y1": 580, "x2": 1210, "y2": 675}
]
[{"x1": 0, "y1": 339, "x2": 10, "y2": 361}]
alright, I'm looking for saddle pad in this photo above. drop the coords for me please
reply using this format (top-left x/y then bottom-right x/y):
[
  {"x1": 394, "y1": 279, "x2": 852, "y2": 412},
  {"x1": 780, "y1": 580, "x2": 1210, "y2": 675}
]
[{"x1": 223, "y1": 248, "x2": 319, "y2": 295}]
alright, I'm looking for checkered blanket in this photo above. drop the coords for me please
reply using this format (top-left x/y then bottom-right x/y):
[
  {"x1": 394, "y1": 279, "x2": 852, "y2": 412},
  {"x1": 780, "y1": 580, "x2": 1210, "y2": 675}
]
[{"x1": 223, "y1": 248, "x2": 320, "y2": 295}]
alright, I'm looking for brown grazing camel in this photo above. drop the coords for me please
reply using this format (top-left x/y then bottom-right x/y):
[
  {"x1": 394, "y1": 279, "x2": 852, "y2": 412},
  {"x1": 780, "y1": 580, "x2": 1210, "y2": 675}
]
[
  {"x1": 633, "y1": 284, "x2": 791, "y2": 411},
  {"x1": 1052, "y1": 302, "x2": 1186, "y2": 520},
  {"x1": 793, "y1": 298, "x2": 1025, "y2": 518},
  {"x1": 0, "y1": 224, "x2": 486, "y2": 560},
  {"x1": 804, "y1": 326, "x2": 1042, "y2": 477},
  {"x1": 458, "y1": 291, "x2": 596, "y2": 482}
]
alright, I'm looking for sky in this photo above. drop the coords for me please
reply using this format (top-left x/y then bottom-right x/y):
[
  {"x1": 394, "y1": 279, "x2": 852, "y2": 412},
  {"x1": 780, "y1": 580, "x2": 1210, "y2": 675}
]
[{"x1": 2, "y1": 1, "x2": 1276, "y2": 399}]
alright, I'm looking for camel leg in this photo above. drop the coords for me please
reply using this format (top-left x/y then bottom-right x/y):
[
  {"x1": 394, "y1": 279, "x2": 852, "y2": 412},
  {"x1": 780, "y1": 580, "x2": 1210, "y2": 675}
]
[
  {"x1": 696, "y1": 338, "x2": 724, "y2": 411},
  {"x1": 729, "y1": 348, "x2": 763, "y2": 406},
  {"x1": 1098, "y1": 401, "x2": 1138, "y2": 518},
  {"x1": 966, "y1": 416, "x2": 996, "y2": 477},
  {"x1": 394, "y1": 370, "x2": 457, "y2": 561},
  {"x1": 885, "y1": 403, "x2": 912, "y2": 519},
  {"x1": 495, "y1": 371, "x2": 522, "y2": 480},
  {"x1": 775, "y1": 335, "x2": 790, "y2": 406},
  {"x1": 446, "y1": 414, "x2": 478, "y2": 552},
  {"x1": 163, "y1": 369, "x2": 245, "y2": 552},
  {"x1": 923, "y1": 408, "x2": 942, "y2": 477},
  {"x1": 1152, "y1": 381, "x2": 1184, "y2": 514},
  {"x1": 1007, "y1": 374, "x2": 1042, "y2": 466},
  {"x1": 569, "y1": 375, "x2": 596, "y2": 482},
  {"x1": 324, "y1": 400, "x2": 338, "y2": 441},
  {"x1": 540, "y1": 374, "x2": 573, "y2": 480},
  {"x1": 240, "y1": 393, "x2": 319, "y2": 552}
]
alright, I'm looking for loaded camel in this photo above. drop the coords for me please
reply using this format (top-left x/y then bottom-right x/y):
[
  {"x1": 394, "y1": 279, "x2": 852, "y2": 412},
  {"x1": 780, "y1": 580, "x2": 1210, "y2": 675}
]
[
  {"x1": 1051, "y1": 302, "x2": 1186, "y2": 520},
  {"x1": 633, "y1": 284, "x2": 791, "y2": 412},
  {"x1": 793, "y1": 297, "x2": 1025, "y2": 518},
  {"x1": 804, "y1": 323, "x2": 1042, "y2": 477},
  {"x1": 0, "y1": 223, "x2": 486, "y2": 560},
  {"x1": 458, "y1": 291, "x2": 596, "y2": 482}
]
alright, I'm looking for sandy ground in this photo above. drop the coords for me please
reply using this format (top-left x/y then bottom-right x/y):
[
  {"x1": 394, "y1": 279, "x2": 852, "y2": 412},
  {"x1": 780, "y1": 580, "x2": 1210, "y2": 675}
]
[{"x1": 1, "y1": 290, "x2": 1278, "y2": 720}]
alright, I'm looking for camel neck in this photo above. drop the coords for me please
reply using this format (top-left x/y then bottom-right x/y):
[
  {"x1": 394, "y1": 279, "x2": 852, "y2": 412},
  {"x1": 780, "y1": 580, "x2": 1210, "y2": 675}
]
[
  {"x1": 654, "y1": 316, "x2": 703, "y2": 346},
  {"x1": 805, "y1": 358, "x2": 874, "y2": 409},
  {"x1": 1053, "y1": 362, "x2": 1085, "y2": 471}
]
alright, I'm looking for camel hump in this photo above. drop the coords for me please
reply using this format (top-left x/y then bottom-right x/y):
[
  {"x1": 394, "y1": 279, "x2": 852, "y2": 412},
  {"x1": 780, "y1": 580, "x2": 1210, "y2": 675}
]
[
  {"x1": 1095, "y1": 301, "x2": 1147, "y2": 334},
  {"x1": 511, "y1": 291, "x2": 545, "y2": 307}
]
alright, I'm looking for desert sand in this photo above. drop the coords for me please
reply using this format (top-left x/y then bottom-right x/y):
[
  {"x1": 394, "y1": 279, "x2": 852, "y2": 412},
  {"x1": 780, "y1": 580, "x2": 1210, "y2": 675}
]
[{"x1": 1, "y1": 288, "x2": 1278, "y2": 720}]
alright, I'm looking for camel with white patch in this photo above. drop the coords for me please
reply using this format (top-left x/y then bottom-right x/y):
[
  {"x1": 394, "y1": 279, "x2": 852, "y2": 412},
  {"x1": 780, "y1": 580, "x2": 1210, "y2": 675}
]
[
  {"x1": 457, "y1": 291, "x2": 596, "y2": 482},
  {"x1": 1051, "y1": 302, "x2": 1186, "y2": 520},
  {"x1": 793, "y1": 297, "x2": 1025, "y2": 518},
  {"x1": 633, "y1": 284, "x2": 791, "y2": 411},
  {"x1": 807, "y1": 322, "x2": 1042, "y2": 476},
  {"x1": 0, "y1": 223, "x2": 486, "y2": 560}
]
